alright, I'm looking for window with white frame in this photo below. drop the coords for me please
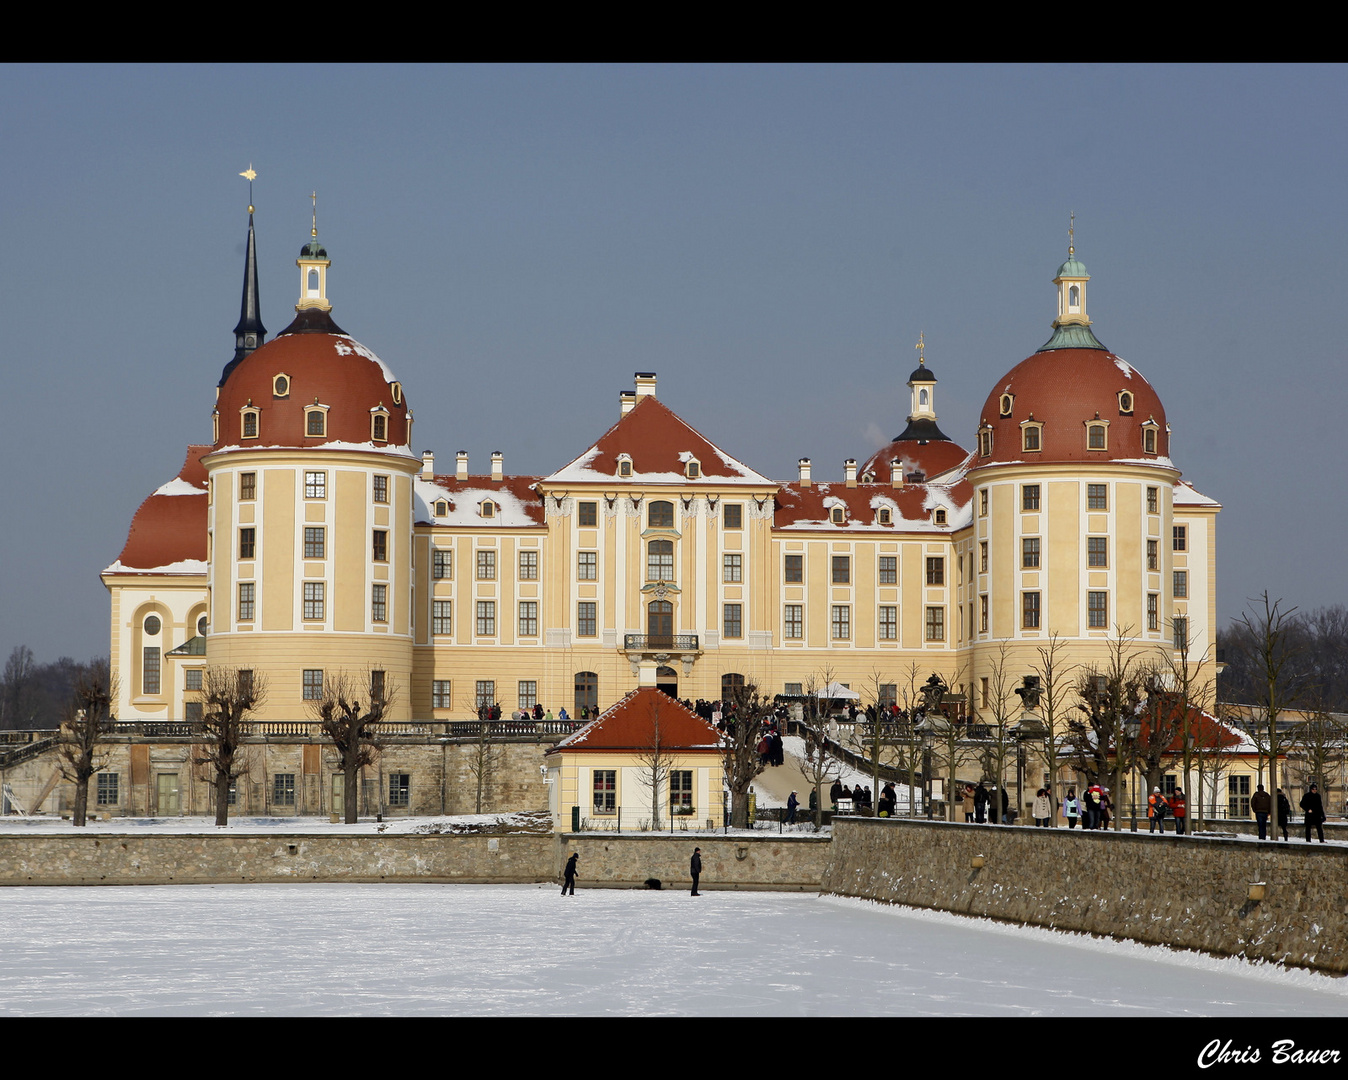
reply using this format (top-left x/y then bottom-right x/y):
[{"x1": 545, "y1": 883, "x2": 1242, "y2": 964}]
[
  {"x1": 476, "y1": 601, "x2": 496, "y2": 636},
  {"x1": 577, "y1": 602, "x2": 597, "y2": 637},
  {"x1": 879, "y1": 606, "x2": 897, "y2": 640},
  {"x1": 670, "y1": 770, "x2": 694, "y2": 815},
  {"x1": 578, "y1": 551, "x2": 597, "y2": 580},
  {"x1": 593, "y1": 770, "x2": 616, "y2": 814},
  {"x1": 1088, "y1": 591, "x2": 1109, "y2": 629},
  {"x1": 1088, "y1": 536, "x2": 1108, "y2": 567},
  {"x1": 723, "y1": 554, "x2": 742, "y2": 583},
  {"x1": 238, "y1": 582, "x2": 255, "y2": 621},
  {"x1": 518, "y1": 681, "x2": 537, "y2": 710},
  {"x1": 925, "y1": 607, "x2": 945, "y2": 642},
  {"x1": 647, "y1": 540, "x2": 673, "y2": 581},
  {"x1": 432, "y1": 680, "x2": 452, "y2": 709},
  {"x1": 1022, "y1": 537, "x2": 1040, "y2": 568},
  {"x1": 519, "y1": 601, "x2": 538, "y2": 637},
  {"x1": 433, "y1": 600, "x2": 452, "y2": 635},
  {"x1": 305, "y1": 471, "x2": 326, "y2": 499},
  {"x1": 303, "y1": 669, "x2": 324, "y2": 700},
  {"x1": 784, "y1": 604, "x2": 803, "y2": 639},
  {"x1": 303, "y1": 582, "x2": 325, "y2": 620},
  {"x1": 477, "y1": 550, "x2": 496, "y2": 580},
  {"x1": 831, "y1": 605, "x2": 851, "y2": 640},
  {"x1": 304, "y1": 527, "x2": 325, "y2": 559},
  {"x1": 518, "y1": 550, "x2": 538, "y2": 580},
  {"x1": 433, "y1": 549, "x2": 452, "y2": 579},
  {"x1": 1173, "y1": 570, "x2": 1188, "y2": 598},
  {"x1": 371, "y1": 584, "x2": 388, "y2": 623},
  {"x1": 878, "y1": 556, "x2": 897, "y2": 584},
  {"x1": 724, "y1": 603, "x2": 743, "y2": 639},
  {"x1": 475, "y1": 680, "x2": 495, "y2": 709}
]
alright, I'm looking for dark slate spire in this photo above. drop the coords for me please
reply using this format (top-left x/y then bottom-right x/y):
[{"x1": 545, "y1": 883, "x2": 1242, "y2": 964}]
[{"x1": 219, "y1": 210, "x2": 267, "y2": 387}]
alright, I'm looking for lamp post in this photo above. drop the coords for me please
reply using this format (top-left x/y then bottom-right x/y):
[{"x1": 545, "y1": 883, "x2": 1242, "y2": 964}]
[
  {"x1": 1124, "y1": 715, "x2": 1142, "y2": 832},
  {"x1": 1012, "y1": 676, "x2": 1046, "y2": 827}
]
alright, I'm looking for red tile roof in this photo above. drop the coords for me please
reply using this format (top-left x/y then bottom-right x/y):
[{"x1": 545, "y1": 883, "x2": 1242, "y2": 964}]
[
  {"x1": 547, "y1": 687, "x2": 722, "y2": 755},
  {"x1": 107, "y1": 445, "x2": 211, "y2": 573}
]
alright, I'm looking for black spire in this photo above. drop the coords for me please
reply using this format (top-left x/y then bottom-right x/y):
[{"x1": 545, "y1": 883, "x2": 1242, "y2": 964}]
[{"x1": 219, "y1": 211, "x2": 267, "y2": 387}]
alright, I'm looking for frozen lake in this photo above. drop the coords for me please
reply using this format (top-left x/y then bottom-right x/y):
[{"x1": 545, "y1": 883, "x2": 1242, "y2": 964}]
[{"x1": 0, "y1": 883, "x2": 1344, "y2": 1016}]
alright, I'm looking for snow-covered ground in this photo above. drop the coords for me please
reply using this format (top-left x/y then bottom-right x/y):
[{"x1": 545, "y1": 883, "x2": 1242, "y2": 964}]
[{"x1": 0, "y1": 883, "x2": 1343, "y2": 1016}]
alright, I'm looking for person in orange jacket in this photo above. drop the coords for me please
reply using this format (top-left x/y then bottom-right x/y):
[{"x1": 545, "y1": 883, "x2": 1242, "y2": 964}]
[{"x1": 1148, "y1": 787, "x2": 1170, "y2": 833}]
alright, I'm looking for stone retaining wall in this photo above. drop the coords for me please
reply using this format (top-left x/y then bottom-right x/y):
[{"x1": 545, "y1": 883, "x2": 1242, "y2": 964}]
[{"x1": 822, "y1": 817, "x2": 1348, "y2": 974}]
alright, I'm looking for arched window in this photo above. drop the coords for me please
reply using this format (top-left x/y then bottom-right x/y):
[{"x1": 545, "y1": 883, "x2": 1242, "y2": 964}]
[
  {"x1": 1069, "y1": 284, "x2": 1080, "y2": 309},
  {"x1": 919, "y1": 388, "x2": 928, "y2": 406},
  {"x1": 1144, "y1": 427, "x2": 1157, "y2": 454},
  {"x1": 307, "y1": 268, "x2": 320, "y2": 297},
  {"x1": 371, "y1": 413, "x2": 387, "y2": 442},
  {"x1": 721, "y1": 673, "x2": 745, "y2": 700},
  {"x1": 648, "y1": 500, "x2": 675, "y2": 528},
  {"x1": 830, "y1": 506, "x2": 845, "y2": 525},
  {"x1": 574, "y1": 671, "x2": 598, "y2": 716},
  {"x1": 307, "y1": 409, "x2": 326, "y2": 437},
  {"x1": 647, "y1": 539, "x2": 674, "y2": 581},
  {"x1": 1088, "y1": 424, "x2": 1107, "y2": 450}
]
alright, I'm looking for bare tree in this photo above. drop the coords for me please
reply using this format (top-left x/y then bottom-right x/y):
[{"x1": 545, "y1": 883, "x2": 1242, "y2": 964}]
[
  {"x1": 719, "y1": 679, "x2": 772, "y2": 828},
  {"x1": 465, "y1": 716, "x2": 502, "y2": 814},
  {"x1": 1289, "y1": 696, "x2": 1348, "y2": 812},
  {"x1": 1027, "y1": 633, "x2": 1076, "y2": 826},
  {"x1": 1156, "y1": 620, "x2": 1216, "y2": 828},
  {"x1": 980, "y1": 643, "x2": 1021, "y2": 825},
  {"x1": 311, "y1": 670, "x2": 396, "y2": 824},
  {"x1": 634, "y1": 692, "x2": 672, "y2": 831},
  {"x1": 1236, "y1": 593, "x2": 1305, "y2": 803},
  {"x1": 55, "y1": 661, "x2": 116, "y2": 827},
  {"x1": 194, "y1": 668, "x2": 267, "y2": 826},
  {"x1": 1, "y1": 646, "x2": 37, "y2": 730},
  {"x1": 798, "y1": 669, "x2": 844, "y2": 830}
]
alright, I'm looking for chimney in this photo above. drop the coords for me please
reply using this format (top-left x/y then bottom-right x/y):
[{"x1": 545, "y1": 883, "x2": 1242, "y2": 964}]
[
  {"x1": 844, "y1": 459, "x2": 857, "y2": 488},
  {"x1": 634, "y1": 372, "x2": 657, "y2": 398},
  {"x1": 620, "y1": 390, "x2": 637, "y2": 416},
  {"x1": 798, "y1": 458, "x2": 812, "y2": 488},
  {"x1": 456, "y1": 451, "x2": 469, "y2": 481},
  {"x1": 491, "y1": 451, "x2": 503, "y2": 482},
  {"x1": 421, "y1": 451, "x2": 434, "y2": 479},
  {"x1": 890, "y1": 458, "x2": 904, "y2": 488}
]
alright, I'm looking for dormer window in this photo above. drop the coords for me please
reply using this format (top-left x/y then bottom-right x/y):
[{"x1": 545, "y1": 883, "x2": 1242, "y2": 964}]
[
  {"x1": 1142, "y1": 420, "x2": 1160, "y2": 455},
  {"x1": 861, "y1": 471, "x2": 875, "y2": 484},
  {"x1": 306, "y1": 404, "x2": 329, "y2": 438},
  {"x1": 934, "y1": 508, "x2": 948, "y2": 525},
  {"x1": 241, "y1": 406, "x2": 260, "y2": 440},
  {"x1": 878, "y1": 508, "x2": 892, "y2": 526},
  {"x1": 273, "y1": 373, "x2": 291, "y2": 398},
  {"x1": 617, "y1": 454, "x2": 633, "y2": 478},
  {"x1": 685, "y1": 458, "x2": 701, "y2": 479},
  {"x1": 480, "y1": 500, "x2": 496, "y2": 519},
  {"x1": 1118, "y1": 390, "x2": 1134, "y2": 415},
  {"x1": 371, "y1": 408, "x2": 389, "y2": 443},
  {"x1": 1086, "y1": 420, "x2": 1108, "y2": 451},
  {"x1": 979, "y1": 426, "x2": 994, "y2": 457},
  {"x1": 434, "y1": 500, "x2": 449, "y2": 517},
  {"x1": 999, "y1": 394, "x2": 1014, "y2": 418},
  {"x1": 1022, "y1": 420, "x2": 1043, "y2": 453},
  {"x1": 830, "y1": 506, "x2": 845, "y2": 525}
]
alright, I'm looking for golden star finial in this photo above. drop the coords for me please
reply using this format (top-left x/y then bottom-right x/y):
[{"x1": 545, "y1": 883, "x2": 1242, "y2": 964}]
[
  {"x1": 240, "y1": 164, "x2": 256, "y2": 214},
  {"x1": 1069, "y1": 210, "x2": 1075, "y2": 256},
  {"x1": 311, "y1": 191, "x2": 318, "y2": 239},
  {"x1": 915, "y1": 331, "x2": 925, "y2": 366}
]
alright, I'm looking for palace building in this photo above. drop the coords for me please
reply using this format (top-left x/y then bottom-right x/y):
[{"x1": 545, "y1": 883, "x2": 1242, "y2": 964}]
[{"x1": 103, "y1": 209, "x2": 1220, "y2": 733}]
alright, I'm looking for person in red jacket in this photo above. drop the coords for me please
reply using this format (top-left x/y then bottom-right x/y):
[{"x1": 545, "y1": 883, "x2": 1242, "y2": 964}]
[{"x1": 1170, "y1": 788, "x2": 1187, "y2": 835}]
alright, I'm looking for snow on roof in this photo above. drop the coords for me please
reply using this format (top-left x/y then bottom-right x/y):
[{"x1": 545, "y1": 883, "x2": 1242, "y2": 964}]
[
  {"x1": 775, "y1": 478, "x2": 972, "y2": 532},
  {"x1": 153, "y1": 477, "x2": 206, "y2": 497},
  {"x1": 209, "y1": 440, "x2": 418, "y2": 459},
  {"x1": 1113, "y1": 355, "x2": 1135, "y2": 379},
  {"x1": 1173, "y1": 480, "x2": 1221, "y2": 508},
  {"x1": 333, "y1": 335, "x2": 398, "y2": 385},
  {"x1": 414, "y1": 475, "x2": 545, "y2": 528},
  {"x1": 548, "y1": 687, "x2": 722, "y2": 754},
  {"x1": 103, "y1": 558, "x2": 208, "y2": 576}
]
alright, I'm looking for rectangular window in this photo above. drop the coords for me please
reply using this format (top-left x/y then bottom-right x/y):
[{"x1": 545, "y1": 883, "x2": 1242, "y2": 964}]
[
  {"x1": 831, "y1": 605, "x2": 851, "y2": 640},
  {"x1": 878, "y1": 555, "x2": 897, "y2": 584},
  {"x1": 432, "y1": 680, "x2": 452, "y2": 709},
  {"x1": 238, "y1": 582, "x2": 255, "y2": 621},
  {"x1": 371, "y1": 584, "x2": 387, "y2": 622},
  {"x1": 784, "y1": 604, "x2": 803, "y2": 639},
  {"x1": 272, "y1": 774, "x2": 296, "y2": 807},
  {"x1": 1088, "y1": 591, "x2": 1109, "y2": 628},
  {"x1": 1147, "y1": 486, "x2": 1158, "y2": 514},
  {"x1": 925, "y1": 606, "x2": 946, "y2": 642},
  {"x1": 723, "y1": 554, "x2": 742, "y2": 583},
  {"x1": 477, "y1": 550, "x2": 496, "y2": 580},
  {"x1": 433, "y1": 599, "x2": 453, "y2": 636},
  {"x1": 373, "y1": 475, "x2": 388, "y2": 504},
  {"x1": 878, "y1": 684, "x2": 898, "y2": 708},
  {"x1": 981, "y1": 677, "x2": 989, "y2": 708},
  {"x1": 980, "y1": 542, "x2": 988, "y2": 573},
  {"x1": 1022, "y1": 537, "x2": 1040, "y2": 568},
  {"x1": 519, "y1": 601, "x2": 538, "y2": 637},
  {"x1": 240, "y1": 472, "x2": 256, "y2": 500},
  {"x1": 372, "y1": 530, "x2": 388, "y2": 562},
  {"x1": 1173, "y1": 570, "x2": 1188, "y2": 598},
  {"x1": 1022, "y1": 484, "x2": 1041, "y2": 511},
  {"x1": 303, "y1": 582, "x2": 325, "y2": 620},
  {"x1": 304, "y1": 527, "x2": 325, "y2": 560},
  {"x1": 1022, "y1": 591, "x2": 1041, "y2": 629},
  {"x1": 578, "y1": 501, "x2": 598, "y2": 527},
  {"x1": 784, "y1": 554, "x2": 803, "y2": 583},
  {"x1": 1173, "y1": 525, "x2": 1187, "y2": 551},
  {"x1": 647, "y1": 541, "x2": 674, "y2": 582},
  {"x1": 979, "y1": 595, "x2": 988, "y2": 632},
  {"x1": 303, "y1": 669, "x2": 324, "y2": 700},
  {"x1": 518, "y1": 550, "x2": 538, "y2": 580},
  {"x1": 1088, "y1": 424, "x2": 1107, "y2": 450},
  {"x1": 980, "y1": 489, "x2": 988, "y2": 516},
  {"x1": 724, "y1": 504, "x2": 743, "y2": 529},
  {"x1": 577, "y1": 551, "x2": 597, "y2": 581},
  {"x1": 476, "y1": 601, "x2": 496, "y2": 636},
  {"x1": 475, "y1": 680, "x2": 495, "y2": 709},
  {"x1": 370, "y1": 670, "x2": 385, "y2": 701},
  {"x1": 879, "y1": 605, "x2": 897, "y2": 640},
  {"x1": 832, "y1": 556, "x2": 850, "y2": 584},
  {"x1": 926, "y1": 557, "x2": 945, "y2": 585},
  {"x1": 185, "y1": 700, "x2": 203, "y2": 724},
  {"x1": 184, "y1": 668, "x2": 203, "y2": 691},
  {"x1": 1147, "y1": 593, "x2": 1159, "y2": 631},
  {"x1": 1023, "y1": 426, "x2": 1041, "y2": 452},
  {"x1": 1147, "y1": 539, "x2": 1158, "y2": 571},
  {"x1": 723, "y1": 603, "x2": 743, "y2": 638},
  {"x1": 305, "y1": 471, "x2": 326, "y2": 499},
  {"x1": 784, "y1": 682, "x2": 803, "y2": 697},
  {"x1": 1088, "y1": 536, "x2": 1108, "y2": 567},
  {"x1": 518, "y1": 680, "x2": 537, "y2": 710},
  {"x1": 142, "y1": 647, "x2": 161, "y2": 695},
  {"x1": 432, "y1": 549, "x2": 452, "y2": 580},
  {"x1": 1087, "y1": 484, "x2": 1108, "y2": 510},
  {"x1": 96, "y1": 773, "x2": 119, "y2": 806},
  {"x1": 388, "y1": 773, "x2": 410, "y2": 808},
  {"x1": 1228, "y1": 774, "x2": 1251, "y2": 819},
  {"x1": 593, "y1": 770, "x2": 616, "y2": 815},
  {"x1": 577, "y1": 601, "x2": 597, "y2": 637},
  {"x1": 670, "y1": 770, "x2": 694, "y2": 815},
  {"x1": 239, "y1": 527, "x2": 256, "y2": 560},
  {"x1": 1173, "y1": 616, "x2": 1189, "y2": 651}
]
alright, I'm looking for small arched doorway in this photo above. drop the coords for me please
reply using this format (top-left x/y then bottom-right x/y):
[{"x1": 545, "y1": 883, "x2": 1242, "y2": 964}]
[{"x1": 656, "y1": 665, "x2": 678, "y2": 700}]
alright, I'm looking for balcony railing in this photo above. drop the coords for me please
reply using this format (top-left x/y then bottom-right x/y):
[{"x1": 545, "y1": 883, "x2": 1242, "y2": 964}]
[{"x1": 623, "y1": 634, "x2": 700, "y2": 652}]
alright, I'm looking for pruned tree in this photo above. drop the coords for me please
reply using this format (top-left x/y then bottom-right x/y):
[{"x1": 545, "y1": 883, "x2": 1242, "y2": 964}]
[
  {"x1": 634, "y1": 692, "x2": 672, "y2": 831},
  {"x1": 194, "y1": 667, "x2": 267, "y2": 826},
  {"x1": 1236, "y1": 593, "x2": 1305, "y2": 804},
  {"x1": 980, "y1": 642, "x2": 1020, "y2": 825},
  {"x1": 1, "y1": 646, "x2": 37, "y2": 730},
  {"x1": 1289, "y1": 696, "x2": 1348, "y2": 810},
  {"x1": 1026, "y1": 633, "x2": 1076, "y2": 827},
  {"x1": 1155, "y1": 619, "x2": 1217, "y2": 828},
  {"x1": 55, "y1": 661, "x2": 116, "y2": 827},
  {"x1": 799, "y1": 669, "x2": 844, "y2": 830},
  {"x1": 465, "y1": 714, "x2": 502, "y2": 814},
  {"x1": 719, "y1": 678, "x2": 772, "y2": 828},
  {"x1": 311, "y1": 669, "x2": 396, "y2": 824}
]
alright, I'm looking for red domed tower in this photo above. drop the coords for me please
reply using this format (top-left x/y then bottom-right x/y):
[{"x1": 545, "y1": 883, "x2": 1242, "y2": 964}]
[{"x1": 201, "y1": 207, "x2": 420, "y2": 719}]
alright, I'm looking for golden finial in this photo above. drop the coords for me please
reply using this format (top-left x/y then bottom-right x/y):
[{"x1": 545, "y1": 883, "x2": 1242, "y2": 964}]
[
  {"x1": 1069, "y1": 210, "x2": 1075, "y2": 256},
  {"x1": 311, "y1": 191, "x2": 318, "y2": 239},
  {"x1": 240, "y1": 164, "x2": 256, "y2": 214},
  {"x1": 915, "y1": 331, "x2": 926, "y2": 366}
]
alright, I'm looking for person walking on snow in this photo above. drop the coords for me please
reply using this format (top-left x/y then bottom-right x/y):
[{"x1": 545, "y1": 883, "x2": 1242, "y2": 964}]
[
  {"x1": 562, "y1": 851, "x2": 578, "y2": 895},
  {"x1": 690, "y1": 847, "x2": 703, "y2": 895}
]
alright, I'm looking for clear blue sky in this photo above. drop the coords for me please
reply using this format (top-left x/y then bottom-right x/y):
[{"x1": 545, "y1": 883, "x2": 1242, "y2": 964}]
[{"x1": 2, "y1": 63, "x2": 1344, "y2": 664}]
